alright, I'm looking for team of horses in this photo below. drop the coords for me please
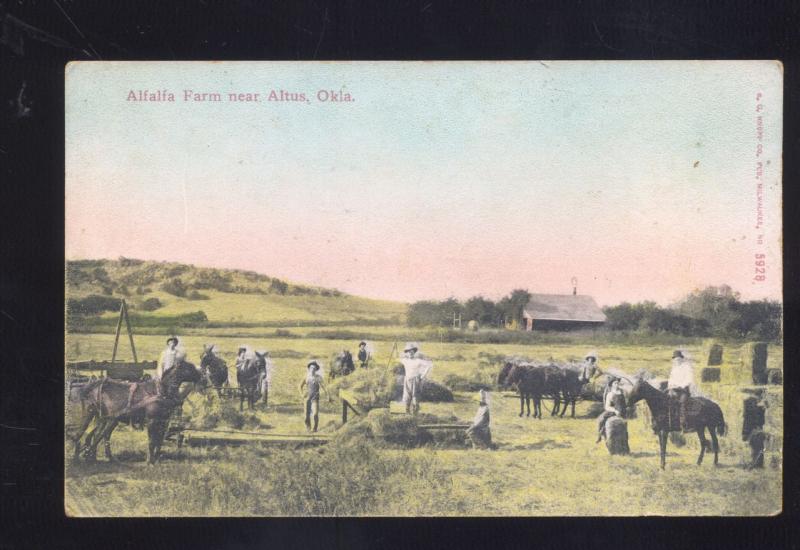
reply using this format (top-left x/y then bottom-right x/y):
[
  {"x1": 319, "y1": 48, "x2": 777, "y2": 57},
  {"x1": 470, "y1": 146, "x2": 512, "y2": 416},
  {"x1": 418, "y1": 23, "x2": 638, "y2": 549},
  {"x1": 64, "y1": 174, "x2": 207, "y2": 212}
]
[
  {"x1": 70, "y1": 350, "x2": 728, "y2": 469},
  {"x1": 496, "y1": 358, "x2": 727, "y2": 469},
  {"x1": 497, "y1": 358, "x2": 597, "y2": 419}
]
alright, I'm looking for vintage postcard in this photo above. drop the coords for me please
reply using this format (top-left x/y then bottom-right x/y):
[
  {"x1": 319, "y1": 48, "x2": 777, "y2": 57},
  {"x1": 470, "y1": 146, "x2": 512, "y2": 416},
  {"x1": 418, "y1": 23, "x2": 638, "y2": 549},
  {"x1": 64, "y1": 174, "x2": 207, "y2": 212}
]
[{"x1": 65, "y1": 61, "x2": 782, "y2": 516}]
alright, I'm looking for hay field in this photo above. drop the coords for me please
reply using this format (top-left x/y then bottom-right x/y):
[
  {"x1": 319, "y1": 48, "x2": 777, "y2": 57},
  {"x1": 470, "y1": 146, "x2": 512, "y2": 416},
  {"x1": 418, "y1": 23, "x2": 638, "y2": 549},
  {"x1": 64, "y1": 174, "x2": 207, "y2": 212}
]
[{"x1": 65, "y1": 332, "x2": 782, "y2": 516}]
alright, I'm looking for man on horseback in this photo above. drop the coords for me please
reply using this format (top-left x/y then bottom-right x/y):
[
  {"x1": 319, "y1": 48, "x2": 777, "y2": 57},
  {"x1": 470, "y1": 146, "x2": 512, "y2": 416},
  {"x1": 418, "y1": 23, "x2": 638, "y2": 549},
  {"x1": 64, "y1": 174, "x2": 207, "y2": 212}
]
[
  {"x1": 667, "y1": 349, "x2": 695, "y2": 431},
  {"x1": 157, "y1": 336, "x2": 180, "y2": 380},
  {"x1": 596, "y1": 377, "x2": 626, "y2": 443}
]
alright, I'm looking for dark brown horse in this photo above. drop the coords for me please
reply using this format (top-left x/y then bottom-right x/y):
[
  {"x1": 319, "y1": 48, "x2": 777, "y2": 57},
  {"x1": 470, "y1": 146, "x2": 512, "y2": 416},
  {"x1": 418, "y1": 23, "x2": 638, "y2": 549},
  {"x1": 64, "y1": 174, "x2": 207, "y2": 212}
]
[
  {"x1": 551, "y1": 362, "x2": 597, "y2": 418},
  {"x1": 626, "y1": 374, "x2": 727, "y2": 469},
  {"x1": 497, "y1": 361, "x2": 558, "y2": 418},
  {"x1": 200, "y1": 344, "x2": 228, "y2": 396},
  {"x1": 237, "y1": 353, "x2": 266, "y2": 411},
  {"x1": 74, "y1": 361, "x2": 202, "y2": 464}
]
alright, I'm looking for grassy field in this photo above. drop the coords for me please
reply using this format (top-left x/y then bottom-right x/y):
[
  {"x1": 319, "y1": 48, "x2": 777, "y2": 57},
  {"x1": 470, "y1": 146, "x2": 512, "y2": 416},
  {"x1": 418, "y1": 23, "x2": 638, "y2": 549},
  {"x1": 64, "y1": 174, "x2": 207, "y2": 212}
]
[{"x1": 65, "y1": 332, "x2": 782, "y2": 516}]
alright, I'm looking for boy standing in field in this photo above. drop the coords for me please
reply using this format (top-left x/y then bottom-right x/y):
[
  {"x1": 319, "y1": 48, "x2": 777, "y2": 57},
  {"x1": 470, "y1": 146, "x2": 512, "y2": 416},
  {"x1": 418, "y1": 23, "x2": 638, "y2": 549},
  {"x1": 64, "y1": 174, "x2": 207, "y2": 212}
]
[
  {"x1": 300, "y1": 361, "x2": 329, "y2": 432},
  {"x1": 357, "y1": 341, "x2": 370, "y2": 369}
]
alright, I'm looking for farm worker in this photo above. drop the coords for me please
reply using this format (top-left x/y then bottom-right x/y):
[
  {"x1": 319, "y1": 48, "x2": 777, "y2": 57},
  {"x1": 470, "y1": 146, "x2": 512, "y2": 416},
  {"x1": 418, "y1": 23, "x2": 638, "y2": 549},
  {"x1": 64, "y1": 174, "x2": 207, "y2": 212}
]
[
  {"x1": 156, "y1": 336, "x2": 179, "y2": 380},
  {"x1": 235, "y1": 346, "x2": 249, "y2": 371},
  {"x1": 581, "y1": 350, "x2": 600, "y2": 382},
  {"x1": 340, "y1": 349, "x2": 355, "y2": 375},
  {"x1": 299, "y1": 361, "x2": 329, "y2": 432},
  {"x1": 596, "y1": 378, "x2": 627, "y2": 443},
  {"x1": 357, "y1": 341, "x2": 370, "y2": 369},
  {"x1": 466, "y1": 389, "x2": 494, "y2": 449},
  {"x1": 667, "y1": 349, "x2": 695, "y2": 430},
  {"x1": 401, "y1": 342, "x2": 433, "y2": 414},
  {"x1": 257, "y1": 350, "x2": 274, "y2": 406}
]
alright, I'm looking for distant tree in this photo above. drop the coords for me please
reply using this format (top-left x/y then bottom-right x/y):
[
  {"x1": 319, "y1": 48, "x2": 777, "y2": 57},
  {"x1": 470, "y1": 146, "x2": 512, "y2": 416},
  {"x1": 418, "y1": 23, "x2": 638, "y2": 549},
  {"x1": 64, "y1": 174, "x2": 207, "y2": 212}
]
[
  {"x1": 674, "y1": 285, "x2": 740, "y2": 337},
  {"x1": 603, "y1": 301, "x2": 659, "y2": 331},
  {"x1": 269, "y1": 279, "x2": 289, "y2": 295},
  {"x1": 161, "y1": 277, "x2": 188, "y2": 297},
  {"x1": 188, "y1": 290, "x2": 209, "y2": 300},
  {"x1": 731, "y1": 300, "x2": 782, "y2": 340},
  {"x1": 497, "y1": 289, "x2": 531, "y2": 327},
  {"x1": 464, "y1": 296, "x2": 499, "y2": 326}
]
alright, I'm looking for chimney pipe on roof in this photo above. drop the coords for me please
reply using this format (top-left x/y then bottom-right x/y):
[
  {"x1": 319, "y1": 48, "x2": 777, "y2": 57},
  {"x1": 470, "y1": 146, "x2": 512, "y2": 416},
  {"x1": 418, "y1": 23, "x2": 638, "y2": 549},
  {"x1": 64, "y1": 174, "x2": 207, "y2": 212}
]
[{"x1": 571, "y1": 276, "x2": 578, "y2": 296}]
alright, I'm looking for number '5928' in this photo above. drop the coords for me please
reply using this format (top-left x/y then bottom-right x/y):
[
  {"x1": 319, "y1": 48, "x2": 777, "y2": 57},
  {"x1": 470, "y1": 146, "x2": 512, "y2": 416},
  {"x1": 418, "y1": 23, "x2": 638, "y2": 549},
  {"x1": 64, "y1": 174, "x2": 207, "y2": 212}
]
[{"x1": 754, "y1": 254, "x2": 766, "y2": 281}]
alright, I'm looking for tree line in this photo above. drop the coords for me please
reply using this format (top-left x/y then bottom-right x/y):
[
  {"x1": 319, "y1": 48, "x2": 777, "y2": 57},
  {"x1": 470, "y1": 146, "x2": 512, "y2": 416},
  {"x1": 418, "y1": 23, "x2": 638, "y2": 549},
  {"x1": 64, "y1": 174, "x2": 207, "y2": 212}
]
[
  {"x1": 407, "y1": 289, "x2": 532, "y2": 328},
  {"x1": 407, "y1": 285, "x2": 781, "y2": 341}
]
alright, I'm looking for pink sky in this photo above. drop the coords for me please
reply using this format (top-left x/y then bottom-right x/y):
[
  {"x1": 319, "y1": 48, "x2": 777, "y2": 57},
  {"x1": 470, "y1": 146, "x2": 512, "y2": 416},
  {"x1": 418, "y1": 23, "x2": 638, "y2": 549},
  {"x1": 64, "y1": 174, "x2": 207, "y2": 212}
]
[{"x1": 66, "y1": 62, "x2": 783, "y2": 306}]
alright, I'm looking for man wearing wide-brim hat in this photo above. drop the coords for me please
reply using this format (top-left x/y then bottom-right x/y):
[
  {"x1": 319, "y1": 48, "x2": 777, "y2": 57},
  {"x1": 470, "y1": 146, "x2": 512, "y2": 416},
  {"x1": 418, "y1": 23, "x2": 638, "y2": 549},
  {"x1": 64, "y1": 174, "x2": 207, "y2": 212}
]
[
  {"x1": 466, "y1": 389, "x2": 495, "y2": 450},
  {"x1": 667, "y1": 349, "x2": 695, "y2": 430},
  {"x1": 157, "y1": 336, "x2": 180, "y2": 380},
  {"x1": 357, "y1": 341, "x2": 370, "y2": 369},
  {"x1": 299, "y1": 361, "x2": 329, "y2": 432},
  {"x1": 400, "y1": 342, "x2": 433, "y2": 415}
]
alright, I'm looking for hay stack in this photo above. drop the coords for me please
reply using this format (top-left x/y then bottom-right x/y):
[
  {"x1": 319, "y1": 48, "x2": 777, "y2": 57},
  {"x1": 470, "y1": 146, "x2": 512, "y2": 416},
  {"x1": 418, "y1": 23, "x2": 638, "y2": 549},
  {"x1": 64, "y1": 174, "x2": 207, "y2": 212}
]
[
  {"x1": 743, "y1": 342, "x2": 769, "y2": 384},
  {"x1": 390, "y1": 364, "x2": 455, "y2": 402},
  {"x1": 331, "y1": 366, "x2": 455, "y2": 409},
  {"x1": 604, "y1": 416, "x2": 629, "y2": 455},
  {"x1": 701, "y1": 367, "x2": 721, "y2": 383},
  {"x1": 707, "y1": 343, "x2": 724, "y2": 366},
  {"x1": 766, "y1": 369, "x2": 782, "y2": 385}
]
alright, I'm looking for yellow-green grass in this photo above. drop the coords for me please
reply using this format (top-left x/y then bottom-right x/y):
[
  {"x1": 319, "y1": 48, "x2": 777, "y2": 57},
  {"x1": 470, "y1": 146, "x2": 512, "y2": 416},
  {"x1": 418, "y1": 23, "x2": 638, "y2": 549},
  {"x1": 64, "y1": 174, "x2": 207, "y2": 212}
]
[
  {"x1": 65, "y1": 332, "x2": 783, "y2": 516},
  {"x1": 96, "y1": 290, "x2": 405, "y2": 324}
]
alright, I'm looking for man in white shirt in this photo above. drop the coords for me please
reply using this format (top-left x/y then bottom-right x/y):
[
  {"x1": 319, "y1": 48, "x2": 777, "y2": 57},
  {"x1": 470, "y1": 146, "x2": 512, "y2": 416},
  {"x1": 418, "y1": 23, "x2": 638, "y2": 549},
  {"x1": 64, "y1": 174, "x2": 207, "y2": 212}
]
[
  {"x1": 667, "y1": 349, "x2": 695, "y2": 430},
  {"x1": 400, "y1": 342, "x2": 433, "y2": 414},
  {"x1": 157, "y1": 337, "x2": 179, "y2": 380}
]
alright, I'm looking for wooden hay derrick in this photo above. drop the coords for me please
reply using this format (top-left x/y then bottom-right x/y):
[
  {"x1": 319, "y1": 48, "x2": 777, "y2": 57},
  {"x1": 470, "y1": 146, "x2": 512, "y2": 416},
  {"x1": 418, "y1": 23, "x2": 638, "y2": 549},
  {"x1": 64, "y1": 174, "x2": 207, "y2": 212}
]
[
  {"x1": 339, "y1": 389, "x2": 365, "y2": 424},
  {"x1": 66, "y1": 360, "x2": 157, "y2": 381}
]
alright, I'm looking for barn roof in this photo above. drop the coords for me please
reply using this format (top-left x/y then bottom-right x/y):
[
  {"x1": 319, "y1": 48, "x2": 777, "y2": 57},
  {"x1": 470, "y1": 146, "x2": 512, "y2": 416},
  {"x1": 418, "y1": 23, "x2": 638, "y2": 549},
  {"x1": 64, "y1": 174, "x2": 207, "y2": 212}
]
[{"x1": 522, "y1": 294, "x2": 607, "y2": 323}]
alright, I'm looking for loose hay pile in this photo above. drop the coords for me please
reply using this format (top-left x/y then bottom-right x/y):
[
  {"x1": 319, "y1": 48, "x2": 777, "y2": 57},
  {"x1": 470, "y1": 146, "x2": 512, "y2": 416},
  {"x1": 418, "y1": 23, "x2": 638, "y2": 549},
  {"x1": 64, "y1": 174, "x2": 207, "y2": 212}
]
[
  {"x1": 334, "y1": 409, "x2": 469, "y2": 449},
  {"x1": 185, "y1": 392, "x2": 265, "y2": 430},
  {"x1": 330, "y1": 366, "x2": 455, "y2": 409}
]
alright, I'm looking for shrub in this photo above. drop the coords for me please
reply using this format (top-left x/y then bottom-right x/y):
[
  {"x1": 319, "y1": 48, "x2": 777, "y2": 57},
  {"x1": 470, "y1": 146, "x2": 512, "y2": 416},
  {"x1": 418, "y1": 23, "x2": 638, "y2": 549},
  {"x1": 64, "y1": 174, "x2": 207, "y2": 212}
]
[
  {"x1": 161, "y1": 277, "x2": 188, "y2": 297},
  {"x1": 139, "y1": 297, "x2": 162, "y2": 311},
  {"x1": 269, "y1": 279, "x2": 288, "y2": 295},
  {"x1": 188, "y1": 290, "x2": 210, "y2": 300},
  {"x1": 66, "y1": 295, "x2": 120, "y2": 316}
]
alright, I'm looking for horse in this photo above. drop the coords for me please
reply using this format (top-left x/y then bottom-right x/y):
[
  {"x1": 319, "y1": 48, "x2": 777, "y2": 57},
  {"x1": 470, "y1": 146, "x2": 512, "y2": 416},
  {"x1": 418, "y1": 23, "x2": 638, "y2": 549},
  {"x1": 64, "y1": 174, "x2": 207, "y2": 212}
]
[
  {"x1": 626, "y1": 373, "x2": 727, "y2": 469},
  {"x1": 237, "y1": 352, "x2": 266, "y2": 411},
  {"x1": 73, "y1": 361, "x2": 203, "y2": 464},
  {"x1": 497, "y1": 360, "x2": 552, "y2": 418},
  {"x1": 199, "y1": 344, "x2": 228, "y2": 396},
  {"x1": 551, "y1": 361, "x2": 598, "y2": 418},
  {"x1": 329, "y1": 350, "x2": 355, "y2": 380}
]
